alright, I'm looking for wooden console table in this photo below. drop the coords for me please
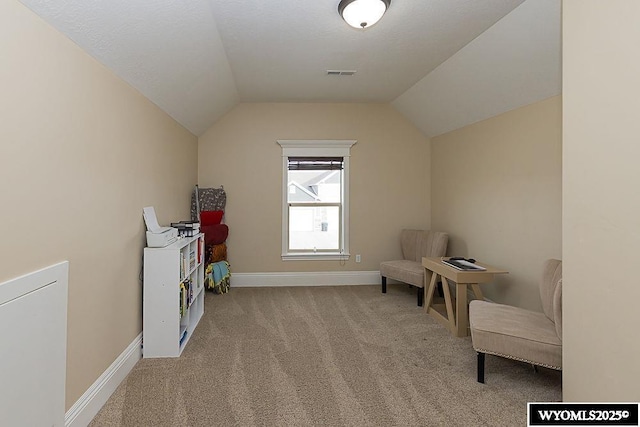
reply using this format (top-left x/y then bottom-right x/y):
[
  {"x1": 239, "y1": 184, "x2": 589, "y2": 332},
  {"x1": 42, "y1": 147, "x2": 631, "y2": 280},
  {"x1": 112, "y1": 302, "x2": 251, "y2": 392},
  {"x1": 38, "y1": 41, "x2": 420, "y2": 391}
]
[{"x1": 422, "y1": 257, "x2": 508, "y2": 337}]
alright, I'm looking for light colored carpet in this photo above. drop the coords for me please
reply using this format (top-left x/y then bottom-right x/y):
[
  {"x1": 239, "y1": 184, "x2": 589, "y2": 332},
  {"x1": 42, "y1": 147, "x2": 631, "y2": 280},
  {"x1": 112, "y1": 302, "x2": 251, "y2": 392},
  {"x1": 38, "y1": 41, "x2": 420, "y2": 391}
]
[{"x1": 90, "y1": 284, "x2": 561, "y2": 426}]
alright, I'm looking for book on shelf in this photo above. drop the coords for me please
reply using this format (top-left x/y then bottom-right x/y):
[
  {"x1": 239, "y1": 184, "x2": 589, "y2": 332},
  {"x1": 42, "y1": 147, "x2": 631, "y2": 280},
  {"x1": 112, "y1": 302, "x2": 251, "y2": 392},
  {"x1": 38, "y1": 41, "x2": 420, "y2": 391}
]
[
  {"x1": 180, "y1": 252, "x2": 188, "y2": 279},
  {"x1": 185, "y1": 279, "x2": 191, "y2": 307},
  {"x1": 179, "y1": 283, "x2": 186, "y2": 317},
  {"x1": 179, "y1": 326, "x2": 188, "y2": 345},
  {"x1": 441, "y1": 258, "x2": 486, "y2": 271},
  {"x1": 189, "y1": 249, "x2": 196, "y2": 270}
]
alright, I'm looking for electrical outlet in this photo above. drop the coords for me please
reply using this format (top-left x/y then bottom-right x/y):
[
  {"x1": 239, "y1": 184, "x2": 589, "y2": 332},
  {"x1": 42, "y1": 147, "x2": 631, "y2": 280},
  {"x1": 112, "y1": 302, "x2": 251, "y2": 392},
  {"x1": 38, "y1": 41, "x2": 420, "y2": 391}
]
[{"x1": 355, "y1": 254, "x2": 361, "y2": 263}]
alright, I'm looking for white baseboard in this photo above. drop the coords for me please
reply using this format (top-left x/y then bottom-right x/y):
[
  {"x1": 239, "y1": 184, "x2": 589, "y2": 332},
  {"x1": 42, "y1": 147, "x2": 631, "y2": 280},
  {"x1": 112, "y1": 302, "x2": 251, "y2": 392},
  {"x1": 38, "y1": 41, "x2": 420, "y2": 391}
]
[
  {"x1": 231, "y1": 270, "x2": 381, "y2": 287},
  {"x1": 65, "y1": 333, "x2": 142, "y2": 427}
]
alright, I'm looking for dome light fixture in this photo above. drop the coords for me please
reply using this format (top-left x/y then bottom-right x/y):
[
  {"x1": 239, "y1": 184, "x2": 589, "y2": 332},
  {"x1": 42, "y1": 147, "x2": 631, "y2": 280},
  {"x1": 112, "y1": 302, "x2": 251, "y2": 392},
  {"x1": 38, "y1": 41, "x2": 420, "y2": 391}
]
[{"x1": 338, "y1": 0, "x2": 391, "y2": 29}]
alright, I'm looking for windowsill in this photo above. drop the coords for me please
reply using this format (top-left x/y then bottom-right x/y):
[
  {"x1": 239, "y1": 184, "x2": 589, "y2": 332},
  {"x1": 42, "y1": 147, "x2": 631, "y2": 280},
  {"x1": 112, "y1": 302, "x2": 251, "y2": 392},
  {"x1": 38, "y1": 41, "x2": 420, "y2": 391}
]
[{"x1": 282, "y1": 252, "x2": 351, "y2": 261}]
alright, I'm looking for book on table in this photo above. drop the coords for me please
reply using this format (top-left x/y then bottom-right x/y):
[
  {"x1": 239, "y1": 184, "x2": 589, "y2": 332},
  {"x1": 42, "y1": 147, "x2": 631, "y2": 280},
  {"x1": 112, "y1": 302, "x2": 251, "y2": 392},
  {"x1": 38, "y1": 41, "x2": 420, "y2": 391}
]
[{"x1": 441, "y1": 258, "x2": 486, "y2": 271}]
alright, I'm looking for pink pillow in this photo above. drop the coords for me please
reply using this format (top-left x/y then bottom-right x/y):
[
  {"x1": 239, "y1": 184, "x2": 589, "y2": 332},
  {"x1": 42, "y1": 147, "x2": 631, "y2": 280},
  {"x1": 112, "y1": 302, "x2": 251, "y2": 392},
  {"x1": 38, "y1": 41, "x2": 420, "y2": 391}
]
[{"x1": 200, "y1": 210, "x2": 224, "y2": 226}]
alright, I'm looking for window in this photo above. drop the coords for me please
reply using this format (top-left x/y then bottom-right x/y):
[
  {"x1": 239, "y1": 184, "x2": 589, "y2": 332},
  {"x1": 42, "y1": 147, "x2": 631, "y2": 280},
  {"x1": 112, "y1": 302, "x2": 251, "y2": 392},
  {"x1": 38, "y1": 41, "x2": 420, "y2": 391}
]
[{"x1": 277, "y1": 140, "x2": 356, "y2": 260}]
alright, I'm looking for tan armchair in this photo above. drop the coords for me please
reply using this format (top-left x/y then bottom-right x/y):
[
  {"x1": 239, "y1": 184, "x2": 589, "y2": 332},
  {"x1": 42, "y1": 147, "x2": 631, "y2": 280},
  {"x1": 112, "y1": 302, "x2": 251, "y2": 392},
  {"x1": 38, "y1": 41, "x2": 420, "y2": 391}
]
[
  {"x1": 380, "y1": 229, "x2": 448, "y2": 306},
  {"x1": 469, "y1": 259, "x2": 562, "y2": 383}
]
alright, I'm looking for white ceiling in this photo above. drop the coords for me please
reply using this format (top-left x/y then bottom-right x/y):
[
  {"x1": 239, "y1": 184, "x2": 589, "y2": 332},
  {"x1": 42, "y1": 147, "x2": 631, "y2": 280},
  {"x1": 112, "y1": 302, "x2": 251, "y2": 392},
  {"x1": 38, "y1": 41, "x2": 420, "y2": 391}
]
[
  {"x1": 394, "y1": 0, "x2": 561, "y2": 137},
  {"x1": 18, "y1": 0, "x2": 239, "y2": 136},
  {"x1": 18, "y1": 0, "x2": 560, "y2": 137},
  {"x1": 209, "y1": 0, "x2": 524, "y2": 102}
]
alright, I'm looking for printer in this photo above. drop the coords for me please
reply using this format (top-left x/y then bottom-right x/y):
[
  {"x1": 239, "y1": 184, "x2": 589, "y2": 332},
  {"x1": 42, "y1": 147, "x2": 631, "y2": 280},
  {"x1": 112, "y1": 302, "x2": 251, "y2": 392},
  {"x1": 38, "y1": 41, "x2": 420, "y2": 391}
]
[
  {"x1": 143, "y1": 206, "x2": 179, "y2": 248},
  {"x1": 145, "y1": 227, "x2": 178, "y2": 248}
]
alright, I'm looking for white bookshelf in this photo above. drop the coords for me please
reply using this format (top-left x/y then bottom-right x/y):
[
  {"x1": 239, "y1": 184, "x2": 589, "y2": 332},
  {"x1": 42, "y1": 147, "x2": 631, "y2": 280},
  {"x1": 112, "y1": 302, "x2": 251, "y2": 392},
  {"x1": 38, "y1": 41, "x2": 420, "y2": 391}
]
[{"x1": 143, "y1": 234, "x2": 205, "y2": 358}]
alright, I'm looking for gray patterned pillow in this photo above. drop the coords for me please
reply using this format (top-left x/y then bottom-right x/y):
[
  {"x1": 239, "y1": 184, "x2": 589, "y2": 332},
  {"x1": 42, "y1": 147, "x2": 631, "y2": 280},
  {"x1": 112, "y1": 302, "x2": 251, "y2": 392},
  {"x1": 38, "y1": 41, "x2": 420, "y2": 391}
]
[{"x1": 191, "y1": 187, "x2": 226, "y2": 221}]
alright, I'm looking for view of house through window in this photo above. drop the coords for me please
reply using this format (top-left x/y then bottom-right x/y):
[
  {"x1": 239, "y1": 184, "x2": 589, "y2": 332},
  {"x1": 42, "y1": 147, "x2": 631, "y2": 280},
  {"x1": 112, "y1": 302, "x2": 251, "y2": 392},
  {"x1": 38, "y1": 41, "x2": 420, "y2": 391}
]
[
  {"x1": 287, "y1": 157, "x2": 343, "y2": 252},
  {"x1": 278, "y1": 140, "x2": 355, "y2": 260}
]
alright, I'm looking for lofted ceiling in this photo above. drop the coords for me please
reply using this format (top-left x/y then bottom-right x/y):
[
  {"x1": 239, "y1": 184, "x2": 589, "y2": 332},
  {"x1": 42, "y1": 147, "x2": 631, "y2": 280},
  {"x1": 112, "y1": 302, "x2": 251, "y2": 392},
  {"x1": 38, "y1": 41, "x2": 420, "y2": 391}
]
[
  {"x1": 208, "y1": 0, "x2": 525, "y2": 103},
  {"x1": 17, "y1": 0, "x2": 560, "y2": 137}
]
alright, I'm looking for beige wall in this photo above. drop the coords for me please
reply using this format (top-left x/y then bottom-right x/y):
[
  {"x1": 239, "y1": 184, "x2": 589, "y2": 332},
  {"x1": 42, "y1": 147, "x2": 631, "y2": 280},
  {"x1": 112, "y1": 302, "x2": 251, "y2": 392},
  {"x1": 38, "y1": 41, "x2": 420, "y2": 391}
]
[
  {"x1": 0, "y1": 0, "x2": 197, "y2": 409},
  {"x1": 563, "y1": 1, "x2": 640, "y2": 401},
  {"x1": 431, "y1": 96, "x2": 562, "y2": 311},
  {"x1": 198, "y1": 103, "x2": 430, "y2": 273}
]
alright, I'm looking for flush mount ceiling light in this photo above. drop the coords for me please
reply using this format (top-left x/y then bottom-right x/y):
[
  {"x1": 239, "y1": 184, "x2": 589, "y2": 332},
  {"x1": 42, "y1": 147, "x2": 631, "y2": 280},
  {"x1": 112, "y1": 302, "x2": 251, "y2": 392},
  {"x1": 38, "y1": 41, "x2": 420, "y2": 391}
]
[{"x1": 338, "y1": 0, "x2": 391, "y2": 29}]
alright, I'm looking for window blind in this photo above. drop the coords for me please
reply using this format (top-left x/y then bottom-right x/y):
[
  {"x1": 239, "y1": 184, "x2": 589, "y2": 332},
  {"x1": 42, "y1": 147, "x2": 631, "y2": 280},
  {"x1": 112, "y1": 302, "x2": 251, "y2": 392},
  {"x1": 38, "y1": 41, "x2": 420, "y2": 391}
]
[{"x1": 288, "y1": 157, "x2": 344, "y2": 171}]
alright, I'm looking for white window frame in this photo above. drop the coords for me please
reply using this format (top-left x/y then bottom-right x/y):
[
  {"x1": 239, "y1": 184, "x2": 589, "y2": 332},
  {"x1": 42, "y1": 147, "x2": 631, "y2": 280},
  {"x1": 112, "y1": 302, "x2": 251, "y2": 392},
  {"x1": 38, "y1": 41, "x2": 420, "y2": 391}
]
[{"x1": 277, "y1": 139, "x2": 356, "y2": 261}]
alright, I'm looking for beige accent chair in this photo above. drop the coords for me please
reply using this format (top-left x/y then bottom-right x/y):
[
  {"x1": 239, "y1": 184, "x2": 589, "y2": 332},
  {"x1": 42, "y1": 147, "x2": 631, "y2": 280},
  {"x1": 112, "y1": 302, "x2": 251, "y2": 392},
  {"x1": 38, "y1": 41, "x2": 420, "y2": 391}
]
[
  {"x1": 469, "y1": 259, "x2": 562, "y2": 383},
  {"x1": 380, "y1": 229, "x2": 449, "y2": 306}
]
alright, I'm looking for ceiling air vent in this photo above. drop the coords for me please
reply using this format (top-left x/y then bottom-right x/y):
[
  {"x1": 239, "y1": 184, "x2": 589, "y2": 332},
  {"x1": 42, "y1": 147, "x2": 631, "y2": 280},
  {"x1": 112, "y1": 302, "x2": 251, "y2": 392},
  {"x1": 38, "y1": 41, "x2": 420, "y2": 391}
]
[{"x1": 327, "y1": 70, "x2": 357, "y2": 76}]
